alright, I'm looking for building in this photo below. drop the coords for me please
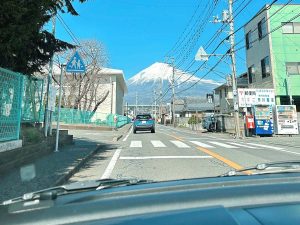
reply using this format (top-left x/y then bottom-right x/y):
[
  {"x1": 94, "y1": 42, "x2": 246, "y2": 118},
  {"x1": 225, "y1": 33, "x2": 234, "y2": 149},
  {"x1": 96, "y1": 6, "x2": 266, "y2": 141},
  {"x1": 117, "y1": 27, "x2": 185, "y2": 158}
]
[
  {"x1": 244, "y1": 4, "x2": 300, "y2": 110},
  {"x1": 214, "y1": 73, "x2": 248, "y2": 114},
  {"x1": 173, "y1": 96, "x2": 215, "y2": 118},
  {"x1": 97, "y1": 68, "x2": 127, "y2": 116},
  {"x1": 51, "y1": 66, "x2": 127, "y2": 120}
]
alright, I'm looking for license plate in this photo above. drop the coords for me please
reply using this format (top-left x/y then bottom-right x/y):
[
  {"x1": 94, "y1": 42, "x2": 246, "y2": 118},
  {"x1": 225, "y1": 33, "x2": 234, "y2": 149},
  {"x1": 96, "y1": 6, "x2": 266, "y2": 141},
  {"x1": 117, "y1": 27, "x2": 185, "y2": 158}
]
[{"x1": 142, "y1": 121, "x2": 146, "y2": 124}]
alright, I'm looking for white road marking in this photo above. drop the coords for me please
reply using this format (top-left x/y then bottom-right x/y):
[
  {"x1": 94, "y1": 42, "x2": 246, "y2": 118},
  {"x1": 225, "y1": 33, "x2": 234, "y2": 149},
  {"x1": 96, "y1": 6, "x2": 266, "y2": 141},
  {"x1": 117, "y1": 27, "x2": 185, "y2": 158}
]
[
  {"x1": 190, "y1": 141, "x2": 215, "y2": 148},
  {"x1": 151, "y1": 140, "x2": 166, "y2": 148},
  {"x1": 247, "y1": 143, "x2": 283, "y2": 150},
  {"x1": 227, "y1": 142, "x2": 258, "y2": 149},
  {"x1": 130, "y1": 141, "x2": 142, "y2": 148},
  {"x1": 122, "y1": 126, "x2": 133, "y2": 141},
  {"x1": 208, "y1": 141, "x2": 239, "y2": 149},
  {"x1": 120, "y1": 156, "x2": 212, "y2": 159},
  {"x1": 170, "y1": 140, "x2": 190, "y2": 148},
  {"x1": 244, "y1": 143, "x2": 300, "y2": 156},
  {"x1": 101, "y1": 148, "x2": 122, "y2": 179}
]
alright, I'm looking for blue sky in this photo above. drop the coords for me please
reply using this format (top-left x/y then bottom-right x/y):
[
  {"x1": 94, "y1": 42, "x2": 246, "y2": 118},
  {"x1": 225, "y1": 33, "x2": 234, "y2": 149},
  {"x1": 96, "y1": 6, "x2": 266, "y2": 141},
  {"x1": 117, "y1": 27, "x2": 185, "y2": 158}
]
[{"x1": 54, "y1": 0, "x2": 283, "y2": 81}]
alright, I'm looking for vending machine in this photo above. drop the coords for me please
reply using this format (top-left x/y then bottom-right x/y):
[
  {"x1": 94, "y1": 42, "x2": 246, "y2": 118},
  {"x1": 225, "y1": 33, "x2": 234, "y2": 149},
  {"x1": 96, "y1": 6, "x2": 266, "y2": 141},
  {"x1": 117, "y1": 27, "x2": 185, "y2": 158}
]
[
  {"x1": 253, "y1": 105, "x2": 274, "y2": 135},
  {"x1": 274, "y1": 105, "x2": 298, "y2": 135}
]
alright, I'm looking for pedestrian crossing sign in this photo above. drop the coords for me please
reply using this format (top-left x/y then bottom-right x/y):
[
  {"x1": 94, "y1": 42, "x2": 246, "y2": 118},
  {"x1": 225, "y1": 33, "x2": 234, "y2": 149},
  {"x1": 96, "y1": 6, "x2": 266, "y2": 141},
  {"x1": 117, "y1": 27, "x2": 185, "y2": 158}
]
[{"x1": 66, "y1": 51, "x2": 86, "y2": 73}]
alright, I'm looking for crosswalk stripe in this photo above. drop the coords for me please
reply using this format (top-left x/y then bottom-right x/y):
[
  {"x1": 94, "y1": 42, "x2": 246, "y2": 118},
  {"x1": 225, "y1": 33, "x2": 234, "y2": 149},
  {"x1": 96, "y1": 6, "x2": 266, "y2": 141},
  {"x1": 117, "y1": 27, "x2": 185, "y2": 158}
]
[
  {"x1": 247, "y1": 143, "x2": 283, "y2": 150},
  {"x1": 130, "y1": 141, "x2": 142, "y2": 148},
  {"x1": 120, "y1": 156, "x2": 213, "y2": 160},
  {"x1": 190, "y1": 141, "x2": 215, "y2": 148},
  {"x1": 170, "y1": 140, "x2": 190, "y2": 148},
  {"x1": 226, "y1": 142, "x2": 258, "y2": 149},
  {"x1": 208, "y1": 141, "x2": 239, "y2": 149},
  {"x1": 151, "y1": 140, "x2": 166, "y2": 148}
]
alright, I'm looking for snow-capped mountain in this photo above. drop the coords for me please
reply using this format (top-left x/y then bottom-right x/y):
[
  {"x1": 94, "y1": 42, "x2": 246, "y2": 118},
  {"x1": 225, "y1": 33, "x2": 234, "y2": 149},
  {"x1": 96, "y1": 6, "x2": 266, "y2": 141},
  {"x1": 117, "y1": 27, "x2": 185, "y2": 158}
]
[
  {"x1": 128, "y1": 62, "x2": 220, "y2": 86},
  {"x1": 125, "y1": 62, "x2": 221, "y2": 105}
]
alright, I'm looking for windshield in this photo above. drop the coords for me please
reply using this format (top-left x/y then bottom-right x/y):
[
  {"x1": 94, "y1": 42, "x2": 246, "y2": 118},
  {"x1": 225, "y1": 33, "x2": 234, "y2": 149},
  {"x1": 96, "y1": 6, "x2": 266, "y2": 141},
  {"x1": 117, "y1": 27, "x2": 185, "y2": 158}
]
[
  {"x1": 136, "y1": 115, "x2": 152, "y2": 120},
  {"x1": 1, "y1": 0, "x2": 300, "y2": 202}
]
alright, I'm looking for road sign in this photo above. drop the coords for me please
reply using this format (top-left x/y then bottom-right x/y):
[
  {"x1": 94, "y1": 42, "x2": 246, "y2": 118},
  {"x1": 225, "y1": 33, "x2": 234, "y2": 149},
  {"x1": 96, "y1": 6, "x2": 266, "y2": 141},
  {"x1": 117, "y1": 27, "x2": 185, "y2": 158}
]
[
  {"x1": 195, "y1": 46, "x2": 209, "y2": 61},
  {"x1": 66, "y1": 51, "x2": 86, "y2": 73}
]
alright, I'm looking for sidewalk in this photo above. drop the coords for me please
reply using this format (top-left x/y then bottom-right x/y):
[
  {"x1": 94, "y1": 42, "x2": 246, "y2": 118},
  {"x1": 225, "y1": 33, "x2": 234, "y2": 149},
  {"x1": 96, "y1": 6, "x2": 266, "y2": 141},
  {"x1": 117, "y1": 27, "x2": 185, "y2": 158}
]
[{"x1": 0, "y1": 123, "x2": 132, "y2": 202}]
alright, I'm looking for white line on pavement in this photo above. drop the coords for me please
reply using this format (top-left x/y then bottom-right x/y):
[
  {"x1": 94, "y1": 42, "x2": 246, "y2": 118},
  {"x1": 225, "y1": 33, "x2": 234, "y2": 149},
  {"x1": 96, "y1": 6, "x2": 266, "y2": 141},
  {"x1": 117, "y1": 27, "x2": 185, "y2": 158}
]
[
  {"x1": 244, "y1": 143, "x2": 300, "y2": 156},
  {"x1": 122, "y1": 126, "x2": 133, "y2": 141},
  {"x1": 247, "y1": 143, "x2": 283, "y2": 150},
  {"x1": 190, "y1": 141, "x2": 215, "y2": 148},
  {"x1": 101, "y1": 148, "x2": 122, "y2": 179},
  {"x1": 130, "y1": 141, "x2": 142, "y2": 148},
  {"x1": 120, "y1": 156, "x2": 212, "y2": 160},
  {"x1": 208, "y1": 141, "x2": 239, "y2": 149},
  {"x1": 151, "y1": 140, "x2": 166, "y2": 148},
  {"x1": 227, "y1": 142, "x2": 258, "y2": 149},
  {"x1": 170, "y1": 140, "x2": 190, "y2": 148}
]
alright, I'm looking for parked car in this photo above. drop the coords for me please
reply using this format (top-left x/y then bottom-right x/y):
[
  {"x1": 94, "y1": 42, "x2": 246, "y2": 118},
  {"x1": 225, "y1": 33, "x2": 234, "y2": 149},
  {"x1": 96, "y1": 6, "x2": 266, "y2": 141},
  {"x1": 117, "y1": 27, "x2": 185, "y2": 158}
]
[
  {"x1": 202, "y1": 115, "x2": 216, "y2": 132},
  {"x1": 133, "y1": 114, "x2": 155, "y2": 133}
]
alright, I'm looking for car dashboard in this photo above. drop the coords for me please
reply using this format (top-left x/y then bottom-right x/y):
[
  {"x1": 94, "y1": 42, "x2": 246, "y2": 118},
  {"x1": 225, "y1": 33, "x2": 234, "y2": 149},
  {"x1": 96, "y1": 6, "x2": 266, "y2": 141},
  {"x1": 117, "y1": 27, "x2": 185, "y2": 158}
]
[{"x1": 2, "y1": 173, "x2": 300, "y2": 225}]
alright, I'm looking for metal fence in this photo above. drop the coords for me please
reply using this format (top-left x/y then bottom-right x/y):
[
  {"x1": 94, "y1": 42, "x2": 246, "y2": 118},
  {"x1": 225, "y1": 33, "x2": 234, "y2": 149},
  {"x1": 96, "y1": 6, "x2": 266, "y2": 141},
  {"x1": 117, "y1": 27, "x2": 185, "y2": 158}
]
[
  {"x1": 52, "y1": 107, "x2": 130, "y2": 128},
  {"x1": 21, "y1": 76, "x2": 44, "y2": 123},
  {"x1": 0, "y1": 67, "x2": 24, "y2": 142}
]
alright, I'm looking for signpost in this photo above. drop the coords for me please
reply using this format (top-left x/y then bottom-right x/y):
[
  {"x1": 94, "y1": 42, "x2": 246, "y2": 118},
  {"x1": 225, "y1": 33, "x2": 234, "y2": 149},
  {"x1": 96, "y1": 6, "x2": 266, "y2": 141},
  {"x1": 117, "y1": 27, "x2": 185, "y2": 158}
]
[{"x1": 55, "y1": 51, "x2": 86, "y2": 152}]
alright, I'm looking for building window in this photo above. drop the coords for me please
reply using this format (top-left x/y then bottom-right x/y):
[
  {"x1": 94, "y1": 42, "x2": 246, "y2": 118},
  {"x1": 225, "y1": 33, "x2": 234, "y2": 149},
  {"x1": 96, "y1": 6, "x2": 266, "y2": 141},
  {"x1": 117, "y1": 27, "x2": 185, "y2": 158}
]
[
  {"x1": 248, "y1": 65, "x2": 256, "y2": 84},
  {"x1": 224, "y1": 88, "x2": 228, "y2": 98},
  {"x1": 261, "y1": 56, "x2": 270, "y2": 78},
  {"x1": 246, "y1": 31, "x2": 253, "y2": 49},
  {"x1": 286, "y1": 62, "x2": 300, "y2": 75},
  {"x1": 258, "y1": 18, "x2": 267, "y2": 40},
  {"x1": 219, "y1": 90, "x2": 222, "y2": 99},
  {"x1": 282, "y1": 22, "x2": 300, "y2": 34}
]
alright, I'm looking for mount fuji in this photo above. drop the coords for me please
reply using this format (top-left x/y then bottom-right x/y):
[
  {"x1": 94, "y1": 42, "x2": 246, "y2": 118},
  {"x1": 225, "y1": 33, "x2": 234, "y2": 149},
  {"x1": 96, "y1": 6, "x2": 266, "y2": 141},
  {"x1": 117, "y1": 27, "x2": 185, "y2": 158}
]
[{"x1": 125, "y1": 62, "x2": 221, "y2": 105}]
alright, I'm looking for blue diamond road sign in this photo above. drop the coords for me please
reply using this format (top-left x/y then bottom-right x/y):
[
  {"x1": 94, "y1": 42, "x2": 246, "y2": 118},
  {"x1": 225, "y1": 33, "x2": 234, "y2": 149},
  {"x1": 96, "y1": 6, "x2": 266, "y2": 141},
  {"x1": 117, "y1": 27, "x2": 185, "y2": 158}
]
[{"x1": 66, "y1": 51, "x2": 86, "y2": 73}]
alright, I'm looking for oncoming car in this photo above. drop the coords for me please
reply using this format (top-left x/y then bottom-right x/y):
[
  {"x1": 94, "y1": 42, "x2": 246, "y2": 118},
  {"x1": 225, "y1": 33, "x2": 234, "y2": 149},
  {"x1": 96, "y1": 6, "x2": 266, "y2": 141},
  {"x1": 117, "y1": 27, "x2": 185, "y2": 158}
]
[{"x1": 133, "y1": 114, "x2": 155, "y2": 134}]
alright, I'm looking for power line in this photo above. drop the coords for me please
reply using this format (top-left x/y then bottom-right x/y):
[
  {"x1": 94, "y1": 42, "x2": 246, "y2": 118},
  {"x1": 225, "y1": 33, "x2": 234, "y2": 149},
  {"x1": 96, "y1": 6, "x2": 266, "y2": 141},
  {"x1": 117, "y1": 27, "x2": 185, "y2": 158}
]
[{"x1": 177, "y1": 0, "x2": 298, "y2": 96}]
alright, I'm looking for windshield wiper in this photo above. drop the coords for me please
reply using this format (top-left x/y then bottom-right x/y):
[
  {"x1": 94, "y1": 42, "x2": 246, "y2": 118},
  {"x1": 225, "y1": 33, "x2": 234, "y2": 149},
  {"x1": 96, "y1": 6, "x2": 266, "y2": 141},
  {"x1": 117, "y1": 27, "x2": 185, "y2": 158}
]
[
  {"x1": 1, "y1": 178, "x2": 151, "y2": 205},
  {"x1": 220, "y1": 161, "x2": 300, "y2": 177}
]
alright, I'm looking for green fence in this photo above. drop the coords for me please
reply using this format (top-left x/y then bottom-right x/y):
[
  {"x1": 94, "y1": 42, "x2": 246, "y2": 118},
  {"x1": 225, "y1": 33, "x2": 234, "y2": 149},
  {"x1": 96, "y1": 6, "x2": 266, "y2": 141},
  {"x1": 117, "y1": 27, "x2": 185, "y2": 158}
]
[
  {"x1": 21, "y1": 76, "x2": 44, "y2": 123},
  {"x1": 52, "y1": 107, "x2": 130, "y2": 128},
  {"x1": 0, "y1": 67, "x2": 24, "y2": 142}
]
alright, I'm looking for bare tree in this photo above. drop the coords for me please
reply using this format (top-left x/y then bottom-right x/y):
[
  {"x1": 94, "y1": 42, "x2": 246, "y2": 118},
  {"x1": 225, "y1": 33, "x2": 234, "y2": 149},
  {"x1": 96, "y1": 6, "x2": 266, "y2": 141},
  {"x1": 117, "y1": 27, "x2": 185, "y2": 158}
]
[{"x1": 53, "y1": 39, "x2": 110, "y2": 115}]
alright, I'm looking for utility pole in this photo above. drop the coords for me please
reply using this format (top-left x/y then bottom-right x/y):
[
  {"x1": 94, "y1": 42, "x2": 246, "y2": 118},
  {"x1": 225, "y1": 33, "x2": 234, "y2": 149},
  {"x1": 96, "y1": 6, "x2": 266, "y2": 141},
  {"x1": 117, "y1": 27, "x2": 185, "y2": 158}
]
[
  {"x1": 154, "y1": 90, "x2": 157, "y2": 119},
  {"x1": 228, "y1": 0, "x2": 241, "y2": 138},
  {"x1": 159, "y1": 77, "x2": 163, "y2": 123},
  {"x1": 171, "y1": 57, "x2": 176, "y2": 127},
  {"x1": 44, "y1": 16, "x2": 56, "y2": 137},
  {"x1": 286, "y1": 71, "x2": 293, "y2": 105},
  {"x1": 135, "y1": 92, "x2": 138, "y2": 116}
]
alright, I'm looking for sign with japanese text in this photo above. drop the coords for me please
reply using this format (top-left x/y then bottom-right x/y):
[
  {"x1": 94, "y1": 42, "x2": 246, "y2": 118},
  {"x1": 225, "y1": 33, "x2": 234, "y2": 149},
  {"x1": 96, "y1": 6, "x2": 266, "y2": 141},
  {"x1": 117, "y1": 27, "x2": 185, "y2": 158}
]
[{"x1": 238, "y1": 88, "x2": 275, "y2": 107}]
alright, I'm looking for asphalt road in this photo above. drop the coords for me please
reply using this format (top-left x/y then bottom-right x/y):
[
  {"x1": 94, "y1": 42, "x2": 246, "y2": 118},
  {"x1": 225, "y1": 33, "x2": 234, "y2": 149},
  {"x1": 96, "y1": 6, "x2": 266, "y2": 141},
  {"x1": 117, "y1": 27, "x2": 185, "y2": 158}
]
[{"x1": 69, "y1": 124, "x2": 300, "y2": 182}]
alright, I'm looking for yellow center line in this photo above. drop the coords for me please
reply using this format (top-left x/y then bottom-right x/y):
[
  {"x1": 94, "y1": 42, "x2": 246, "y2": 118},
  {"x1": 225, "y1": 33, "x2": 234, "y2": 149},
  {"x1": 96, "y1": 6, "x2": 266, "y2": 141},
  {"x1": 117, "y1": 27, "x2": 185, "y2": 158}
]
[
  {"x1": 195, "y1": 146, "x2": 252, "y2": 175},
  {"x1": 159, "y1": 129, "x2": 252, "y2": 175},
  {"x1": 167, "y1": 134, "x2": 184, "y2": 142}
]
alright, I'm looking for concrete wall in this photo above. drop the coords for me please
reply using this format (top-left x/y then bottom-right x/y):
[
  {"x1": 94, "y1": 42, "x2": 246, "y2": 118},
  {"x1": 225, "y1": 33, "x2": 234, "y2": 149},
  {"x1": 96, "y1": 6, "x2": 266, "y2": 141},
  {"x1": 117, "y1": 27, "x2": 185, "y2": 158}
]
[
  {"x1": 245, "y1": 9, "x2": 274, "y2": 89},
  {"x1": 215, "y1": 115, "x2": 245, "y2": 134}
]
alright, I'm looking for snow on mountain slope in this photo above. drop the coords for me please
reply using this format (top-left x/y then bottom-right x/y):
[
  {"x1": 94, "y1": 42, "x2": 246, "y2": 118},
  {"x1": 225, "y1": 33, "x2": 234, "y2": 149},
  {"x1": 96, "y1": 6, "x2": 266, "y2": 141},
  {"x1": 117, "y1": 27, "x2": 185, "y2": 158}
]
[{"x1": 128, "y1": 62, "x2": 220, "y2": 86}]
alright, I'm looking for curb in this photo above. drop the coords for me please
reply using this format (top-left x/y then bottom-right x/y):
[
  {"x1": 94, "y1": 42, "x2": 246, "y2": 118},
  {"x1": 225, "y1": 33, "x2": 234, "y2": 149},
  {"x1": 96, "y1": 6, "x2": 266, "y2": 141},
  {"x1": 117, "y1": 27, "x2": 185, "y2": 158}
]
[
  {"x1": 54, "y1": 145, "x2": 102, "y2": 186},
  {"x1": 113, "y1": 124, "x2": 132, "y2": 142}
]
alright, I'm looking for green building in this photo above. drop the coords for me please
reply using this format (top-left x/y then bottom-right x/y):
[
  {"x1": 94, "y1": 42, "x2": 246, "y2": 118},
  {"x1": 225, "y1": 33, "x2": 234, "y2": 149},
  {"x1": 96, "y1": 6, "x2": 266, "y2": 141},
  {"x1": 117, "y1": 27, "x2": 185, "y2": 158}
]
[{"x1": 244, "y1": 4, "x2": 300, "y2": 111}]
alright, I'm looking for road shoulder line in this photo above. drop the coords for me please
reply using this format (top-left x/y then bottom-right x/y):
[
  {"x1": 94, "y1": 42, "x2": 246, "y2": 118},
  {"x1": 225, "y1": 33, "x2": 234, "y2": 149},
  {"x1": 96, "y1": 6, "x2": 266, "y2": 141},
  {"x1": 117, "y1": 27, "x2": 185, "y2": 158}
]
[{"x1": 101, "y1": 148, "x2": 122, "y2": 179}]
